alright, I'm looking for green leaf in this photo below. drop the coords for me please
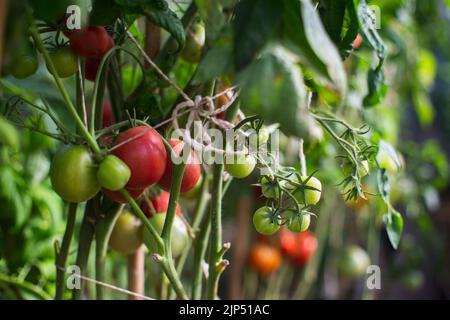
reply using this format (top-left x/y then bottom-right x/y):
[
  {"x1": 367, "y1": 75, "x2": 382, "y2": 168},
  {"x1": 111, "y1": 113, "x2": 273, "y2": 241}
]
[
  {"x1": 192, "y1": 40, "x2": 233, "y2": 85},
  {"x1": 233, "y1": 0, "x2": 283, "y2": 70},
  {"x1": 383, "y1": 209, "x2": 403, "y2": 250},
  {"x1": 237, "y1": 45, "x2": 321, "y2": 139},
  {"x1": 413, "y1": 91, "x2": 434, "y2": 127},
  {"x1": 363, "y1": 63, "x2": 388, "y2": 107},
  {"x1": 195, "y1": 0, "x2": 227, "y2": 44},
  {"x1": 320, "y1": 0, "x2": 347, "y2": 45}
]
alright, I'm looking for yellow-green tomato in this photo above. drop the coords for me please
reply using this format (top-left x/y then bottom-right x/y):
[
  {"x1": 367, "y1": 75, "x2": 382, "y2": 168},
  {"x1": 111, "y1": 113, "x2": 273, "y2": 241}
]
[
  {"x1": 358, "y1": 160, "x2": 370, "y2": 177},
  {"x1": 109, "y1": 210, "x2": 143, "y2": 255},
  {"x1": 376, "y1": 151, "x2": 399, "y2": 175},
  {"x1": 260, "y1": 176, "x2": 283, "y2": 199},
  {"x1": 286, "y1": 212, "x2": 311, "y2": 233},
  {"x1": 50, "y1": 146, "x2": 100, "y2": 202},
  {"x1": 253, "y1": 206, "x2": 281, "y2": 235},
  {"x1": 97, "y1": 155, "x2": 131, "y2": 191},
  {"x1": 288, "y1": 176, "x2": 322, "y2": 206},
  {"x1": 181, "y1": 23, "x2": 205, "y2": 64},
  {"x1": 47, "y1": 47, "x2": 78, "y2": 78},
  {"x1": 225, "y1": 155, "x2": 256, "y2": 179},
  {"x1": 339, "y1": 245, "x2": 370, "y2": 279},
  {"x1": 143, "y1": 213, "x2": 189, "y2": 258}
]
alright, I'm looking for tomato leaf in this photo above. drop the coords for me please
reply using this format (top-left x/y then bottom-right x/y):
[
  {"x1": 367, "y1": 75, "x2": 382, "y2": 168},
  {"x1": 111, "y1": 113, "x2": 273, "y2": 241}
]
[
  {"x1": 233, "y1": 0, "x2": 283, "y2": 70},
  {"x1": 192, "y1": 44, "x2": 233, "y2": 85},
  {"x1": 195, "y1": 0, "x2": 227, "y2": 44},
  {"x1": 383, "y1": 209, "x2": 403, "y2": 250}
]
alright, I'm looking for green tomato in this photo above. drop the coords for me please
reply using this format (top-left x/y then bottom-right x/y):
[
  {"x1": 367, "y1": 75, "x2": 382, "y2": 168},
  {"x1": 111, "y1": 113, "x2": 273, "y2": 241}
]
[
  {"x1": 143, "y1": 213, "x2": 189, "y2": 258},
  {"x1": 253, "y1": 206, "x2": 281, "y2": 235},
  {"x1": 225, "y1": 155, "x2": 256, "y2": 179},
  {"x1": 97, "y1": 155, "x2": 131, "y2": 191},
  {"x1": 181, "y1": 23, "x2": 205, "y2": 64},
  {"x1": 260, "y1": 176, "x2": 283, "y2": 199},
  {"x1": 288, "y1": 175, "x2": 322, "y2": 206},
  {"x1": 50, "y1": 146, "x2": 100, "y2": 202},
  {"x1": 10, "y1": 54, "x2": 38, "y2": 79},
  {"x1": 286, "y1": 212, "x2": 311, "y2": 233},
  {"x1": 359, "y1": 160, "x2": 370, "y2": 177},
  {"x1": 109, "y1": 210, "x2": 143, "y2": 255},
  {"x1": 339, "y1": 245, "x2": 370, "y2": 279},
  {"x1": 377, "y1": 151, "x2": 399, "y2": 175},
  {"x1": 47, "y1": 47, "x2": 77, "y2": 78},
  {"x1": 258, "y1": 127, "x2": 269, "y2": 146}
]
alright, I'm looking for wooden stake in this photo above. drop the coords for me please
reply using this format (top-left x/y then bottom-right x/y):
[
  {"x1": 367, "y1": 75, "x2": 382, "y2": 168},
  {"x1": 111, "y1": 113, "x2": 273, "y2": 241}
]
[{"x1": 127, "y1": 246, "x2": 145, "y2": 300}]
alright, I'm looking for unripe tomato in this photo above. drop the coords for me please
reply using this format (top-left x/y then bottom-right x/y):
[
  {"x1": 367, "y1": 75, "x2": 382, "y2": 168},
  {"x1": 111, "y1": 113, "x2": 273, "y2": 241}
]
[
  {"x1": 377, "y1": 151, "x2": 399, "y2": 175},
  {"x1": 50, "y1": 146, "x2": 100, "y2": 202},
  {"x1": 85, "y1": 57, "x2": 101, "y2": 82},
  {"x1": 339, "y1": 245, "x2": 370, "y2": 279},
  {"x1": 225, "y1": 155, "x2": 256, "y2": 179},
  {"x1": 249, "y1": 243, "x2": 282, "y2": 275},
  {"x1": 181, "y1": 23, "x2": 205, "y2": 64},
  {"x1": 69, "y1": 26, "x2": 114, "y2": 58},
  {"x1": 158, "y1": 139, "x2": 201, "y2": 193},
  {"x1": 47, "y1": 47, "x2": 77, "y2": 78},
  {"x1": 280, "y1": 229, "x2": 317, "y2": 266},
  {"x1": 287, "y1": 176, "x2": 322, "y2": 206},
  {"x1": 359, "y1": 160, "x2": 370, "y2": 177},
  {"x1": 260, "y1": 176, "x2": 284, "y2": 199},
  {"x1": 111, "y1": 126, "x2": 167, "y2": 190},
  {"x1": 286, "y1": 212, "x2": 311, "y2": 233},
  {"x1": 103, "y1": 187, "x2": 144, "y2": 204},
  {"x1": 109, "y1": 210, "x2": 143, "y2": 255},
  {"x1": 97, "y1": 155, "x2": 131, "y2": 191},
  {"x1": 143, "y1": 213, "x2": 188, "y2": 258},
  {"x1": 141, "y1": 191, "x2": 182, "y2": 218},
  {"x1": 10, "y1": 54, "x2": 38, "y2": 79},
  {"x1": 253, "y1": 206, "x2": 281, "y2": 235}
]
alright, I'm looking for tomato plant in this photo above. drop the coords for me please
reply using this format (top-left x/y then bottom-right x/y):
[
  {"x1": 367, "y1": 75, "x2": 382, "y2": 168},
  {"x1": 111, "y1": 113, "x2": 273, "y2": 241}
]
[
  {"x1": 253, "y1": 206, "x2": 281, "y2": 235},
  {"x1": 97, "y1": 155, "x2": 131, "y2": 191},
  {"x1": 141, "y1": 191, "x2": 182, "y2": 217}
]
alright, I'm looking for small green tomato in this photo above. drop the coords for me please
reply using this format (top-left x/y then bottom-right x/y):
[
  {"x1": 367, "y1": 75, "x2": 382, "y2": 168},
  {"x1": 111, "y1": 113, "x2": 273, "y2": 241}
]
[{"x1": 97, "y1": 155, "x2": 131, "y2": 191}]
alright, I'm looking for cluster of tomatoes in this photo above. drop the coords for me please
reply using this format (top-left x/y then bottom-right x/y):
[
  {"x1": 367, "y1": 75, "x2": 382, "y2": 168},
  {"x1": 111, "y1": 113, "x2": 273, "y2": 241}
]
[{"x1": 249, "y1": 230, "x2": 318, "y2": 275}]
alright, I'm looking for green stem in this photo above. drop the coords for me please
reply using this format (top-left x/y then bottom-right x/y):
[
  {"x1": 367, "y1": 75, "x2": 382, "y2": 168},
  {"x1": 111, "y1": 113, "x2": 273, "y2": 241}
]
[
  {"x1": 29, "y1": 26, "x2": 101, "y2": 156},
  {"x1": 95, "y1": 204, "x2": 123, "y2": 300},
  {"x1": 206, "y1": 163, "x2": 224, "y2": 299},
  {"x1": 55, "y1": 203, "x2": 78, "y2": 300},
  {"x1": 192, "y1": 213, "x2": 211, "y2": 300},
  {"x1": 0, "y1": 274, "x2": 52, "y2": 300},
  {"x1": 72, "y1": 201, "x2": 96, "y2": 300}
]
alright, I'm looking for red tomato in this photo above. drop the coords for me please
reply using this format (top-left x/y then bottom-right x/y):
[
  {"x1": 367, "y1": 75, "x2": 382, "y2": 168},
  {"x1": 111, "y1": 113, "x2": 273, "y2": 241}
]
[
  {"x1": 158, "y1": 139, "x2": 201, "y2": 193},
  {"x1": 102, "y1": 101, "x2": 115, "y2": 128},
  {"x1": 111, "y1": 126, "x2": 167, "y2": 190},
  {"x1": 141, "y1": 191, "x2": 182, "y2": 218},
  {"x1": 353, "y1": 33, "x2": 363, "y2": 49},
  {"x1": 103, "y1": 187, "x2": 145, "y2": 204},
  {"x1": 85, "y1": 57, "x2": 101, "y2": 82},
  {"x1": 249, "y1": 243, "x2": 282, "y2": 275},
  {"x1": 280, "y1": 229, "x2": 317, "y2": 266},
  {"x1": 69, "y1": 26, "x2": 114, "y2": 58}
]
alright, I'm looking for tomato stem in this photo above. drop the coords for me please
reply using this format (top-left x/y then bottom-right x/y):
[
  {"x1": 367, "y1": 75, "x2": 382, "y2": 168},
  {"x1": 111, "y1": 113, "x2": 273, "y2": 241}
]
[{"x1": 55, "y1": 203, "x2": 78, "y2": 300}]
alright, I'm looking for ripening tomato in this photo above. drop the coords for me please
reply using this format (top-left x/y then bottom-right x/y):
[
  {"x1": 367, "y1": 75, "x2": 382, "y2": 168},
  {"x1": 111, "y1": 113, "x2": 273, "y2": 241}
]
[
  {"x1": 249, "y1": 243, "x2": 282, "y2": 275},
  {"x1": 50, "y1": 146, "x2": 100, "y2": 203},
  {"x1": 158, "y1": 139, "x2": 201, "y2": 193},
  {"x1": 143, "y1": 213, "x2": 189, "y2": 258},
  {"x1": 225, "y1": 155, "x2": 256, "y2": 179},
  {"x1": 109, "y1": 210, "x2": 143, "y2": 255},
  {"x1": 181, "y1": 23, "x2": 205, "y2": 64},
  {"x1": 102, "y1": 101, "x2": 115, "y2": 128},
  {"x1": 339, "y1": 245, "x2": 370, "y2": 279},
  {"x1": 280, "y1": 229, "x2": 317, "y2": 266},
  {"x1": 97, "y1": 155, "x2": 131, "y2": 191},
  {"x1": 253, "y1": 206, "x2": 281, "y2": 235},
  {"x1": 85, "y1": 57, "x2": 101, "y2": 82},
  {"x1": 69, "y1": 26, "x2": 114, "y2": 58},
  {"x1": 103, "y1": 187, "x2": 145, "y2": 204},
  {"x1": 353, "y1": 33, "x2": 363, "y2": 49},
  {"x1": 47, "y1": 47, "x2": 77, "y2": 78},
  {"x1": 111, "y1": 126, "x2": 167, "y2": 190},
  {"x1": 287, "y1": 175, "x2": 322, "y2": 206},
  {"x1": 141, "y1": 191, "x2": 182, "y2": 218}
]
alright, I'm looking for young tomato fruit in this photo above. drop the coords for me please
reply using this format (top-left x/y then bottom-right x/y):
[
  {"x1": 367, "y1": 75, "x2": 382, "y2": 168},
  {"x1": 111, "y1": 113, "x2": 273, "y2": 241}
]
[
  {"x1": 158, "y1": 139, "x2": 201, "y2": 193},
  {"x1": 50, "y1": 146, "x2": 100, "y2": 203},
  {"x1": 103, "y1": 187, "x2": 144, "y2": 204},
  {"x1": 97, "y1": 155, "x2": 131, "y2": 191},
  {"x1": 69, "y1": 26, "x2": 114, "y2": 58},
  {"x1": 225, "y1": 155, "x2": 256, "y2": 179},
  {"x1": 143, "y1": 213, "x2": 189, "y2": 258},
  {"x1": 288, "y1": 175, "x2": 322, "y2": 206},
  {"x1": 260, "y1": 176, "x2": 283, "y2": 199},
  {"x1": 339, "y1": 245, "x2": 370, "y2": 279},
  {"x1": 249, "y1": 243, "x2": 282, "y2": 275},
  {"x1": 377, "y1": 151, "x2": 399, "y2": 175},
  {"x1": 141, "y1": 191, "x2": 182, "y2": 217},
  {"x1": 253, "y1": 206, "x2": 281, "y2": 235},
  {"x1": 286, "y1": 211, "x2": 311, "y2": 233},
  {"x1": 111, "y1": 126, "x2": 167, "y2": 190},
  {"x1": 181, "y1": 23, "x2": 205, "y2": 64},
  {"x1": 10, "y1": 54, "x2": 38, "y2": 79},
  {"x1": 47, "y1": 47, "x2": 77, "y2": 78},
  {"x1": 109, "y1": 210, "x2": 143, "y2": 255}
]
